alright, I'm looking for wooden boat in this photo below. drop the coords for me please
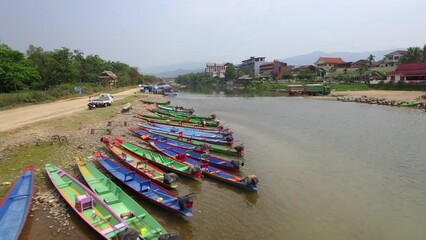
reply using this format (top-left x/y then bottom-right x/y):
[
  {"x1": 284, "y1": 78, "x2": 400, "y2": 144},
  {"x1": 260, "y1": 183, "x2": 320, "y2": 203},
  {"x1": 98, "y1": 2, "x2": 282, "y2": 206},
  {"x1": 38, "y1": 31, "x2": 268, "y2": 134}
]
[
  {"x1": 140, "y1": 124, "x2": 232, "y2": 142},
  {"x1": 151, "y1": 109, "x2": 216, "y2": 120},
  {"x1": 131, "y1": 128, "x2": 244, "y2": 157},
  {"x1": 96, "y1": 154, "x2": 194, "y2": 217},
  {"x1": 139, "y1": 115, "x2": 221, "y2": 131},
  {"x1": 45, "y1": 164, "x2": 129, "y2": 239},
  {"x1": 150, "y1": 142, "x2": 258, "y2": 191},
  {"x1": 148, "y1": 141, "x2": 243, "y2": 172},
  {"x1": 0, "y1": 166, "x2": 34, "y2": 240},
  {"x1": 102, "y1": 139, "x2": 179, "y2": 189},
  {"x1": 139, "y1": 114, "x2": 220, "y2": 127},
  {"x1": 75, "y1": 157, "x2": 172, "y2": 240},
  {"x1": 141, "y1": 99, "x2": 170, "y2": 105},
  {"x1": 163, "y1": 92, "x2": 178, "y2": 96},
  {"x1": 147, "y1": 122, "x2": 225, "y2": 134},
  {"x1": 399, "y1": 100, "x2": 421, "y2": 107},
  {"x1": 112, "y1": 138, "x2": 202, "y2": 179},
  {"x1": 157, "y1": 104, "x2": 194, "y2": 113}
]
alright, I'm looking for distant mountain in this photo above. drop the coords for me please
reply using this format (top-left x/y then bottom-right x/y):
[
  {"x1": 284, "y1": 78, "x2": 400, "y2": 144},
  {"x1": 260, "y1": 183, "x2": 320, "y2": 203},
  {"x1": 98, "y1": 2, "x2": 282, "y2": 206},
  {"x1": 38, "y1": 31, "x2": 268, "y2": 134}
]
[
  {"x1": 153, "y1": 68, "x2": 204, "y2": 78},
  {"x1": 142, "y1": 61, "x2": 205, "y2": 75},
  {"x1": 281, "y1": 49, "x2": 403, "y2": 66}
]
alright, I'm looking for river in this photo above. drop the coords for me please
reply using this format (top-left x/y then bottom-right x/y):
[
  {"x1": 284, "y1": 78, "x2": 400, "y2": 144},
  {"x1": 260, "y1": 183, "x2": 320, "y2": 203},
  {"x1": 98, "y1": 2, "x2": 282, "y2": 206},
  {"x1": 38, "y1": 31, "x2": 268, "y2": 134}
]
[{"x1": 164, "y1": 93, "x2": 426, "y2": 240}]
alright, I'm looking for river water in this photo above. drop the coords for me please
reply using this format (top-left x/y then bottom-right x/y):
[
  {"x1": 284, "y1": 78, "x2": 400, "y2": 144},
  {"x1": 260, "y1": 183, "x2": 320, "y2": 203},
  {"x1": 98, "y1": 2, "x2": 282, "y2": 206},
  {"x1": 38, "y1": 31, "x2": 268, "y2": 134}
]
[{"x1": 165, "y1": 93, "x2": 426, "y2": 240}]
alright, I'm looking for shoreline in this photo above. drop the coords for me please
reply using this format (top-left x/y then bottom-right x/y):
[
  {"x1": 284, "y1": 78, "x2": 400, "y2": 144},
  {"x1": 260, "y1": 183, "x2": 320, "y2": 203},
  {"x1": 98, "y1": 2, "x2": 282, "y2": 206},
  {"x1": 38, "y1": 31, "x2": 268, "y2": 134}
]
[{"x1": 310, "y1": 90, "x2": 426, "y2": 102}]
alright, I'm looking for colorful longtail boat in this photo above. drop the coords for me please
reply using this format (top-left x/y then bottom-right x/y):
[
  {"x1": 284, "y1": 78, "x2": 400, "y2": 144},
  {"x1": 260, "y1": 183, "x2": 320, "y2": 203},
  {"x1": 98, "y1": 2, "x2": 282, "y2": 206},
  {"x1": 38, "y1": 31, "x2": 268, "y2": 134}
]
[
  {"x1": 75, "y1": 157, "x2": 175, "y2": 240},
  {"x1": 112, "y1": 138, "x2": 202, "y2": 179},
  {"x1": 138, "y1": 114, "x2": 219, "y2": 127},
  {"x1": 140, "y1": 123, "x2": 229, "y2": 139},
  {"x1": 147, "y1": 140, "x2": 242, "y2": 172},
  {"x1": 102, "y1": 138, "x2": 179, "y2": 189},
  {"x1": 157, "y1": 104, "x2": 194, "y2": 114},
  {"x1": 147, "y1": 122, "x2": 225, "y2": 134},
  {"x1": 0, "y1": 166, "x2": 34, "y2": 240},
  {"x1": 139, "y1": 124, "x2": 233, "y2": 144},
  {"x1": 150, "y1": 109, "x2": 216, "y2": 120},
  {"x1": 132, "y1": 127, "x2": 244, "y2": 157},
  {"x1": 96, "y1": 154, "x2": 194, "y2": 217},
  {"x1": 150, "y1": 142, "x2": 258, "y2": 191},
  {"x1": 141, "y1": 99, "x2": 170, "y2": 105},
  {"x1": 45, "y1": 164, "x2": 129, "y2": 239}
]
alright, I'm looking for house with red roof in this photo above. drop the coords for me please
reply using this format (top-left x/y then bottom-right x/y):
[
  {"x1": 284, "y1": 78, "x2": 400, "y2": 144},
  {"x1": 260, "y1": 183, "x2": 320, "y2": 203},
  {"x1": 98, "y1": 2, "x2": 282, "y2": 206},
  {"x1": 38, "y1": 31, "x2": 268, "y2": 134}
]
[
  {"x1": 386, "y1": 62, "x2": 426, "y2": 84},
  {"x1": 314, "y1": 57, "x2": 345, "y2": 69}
]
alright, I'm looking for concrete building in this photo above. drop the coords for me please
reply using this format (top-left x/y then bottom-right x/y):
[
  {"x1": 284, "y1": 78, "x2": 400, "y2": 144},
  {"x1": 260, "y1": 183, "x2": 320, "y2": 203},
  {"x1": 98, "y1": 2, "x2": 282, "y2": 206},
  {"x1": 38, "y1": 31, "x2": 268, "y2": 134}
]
[
  {"x1": 205, "y1": 63, "x2": 227, "y2": 77},
  {"x1": 380, "y1": 50, "x2": 407, "y2": 67},
  {"x1": 386, "y1": 62, "x2": 426, "y2": 84},
  {"x1": 314, "y1": 57, "x2": 345, "y2": 69},
  {"x1": 239, "y1": 56, "x2": 266, "y2": 76},
  {"x1": 259, "y1": 60, "x2": 288, "y2": 79}
]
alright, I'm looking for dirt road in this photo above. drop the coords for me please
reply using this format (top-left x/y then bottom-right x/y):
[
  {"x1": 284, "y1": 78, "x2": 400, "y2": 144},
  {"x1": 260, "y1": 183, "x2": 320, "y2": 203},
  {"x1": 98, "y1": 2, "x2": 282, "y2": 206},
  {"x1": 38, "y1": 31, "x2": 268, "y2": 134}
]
[{"x1": 0, "y1": 88, "x2": 139, "y2": 133}]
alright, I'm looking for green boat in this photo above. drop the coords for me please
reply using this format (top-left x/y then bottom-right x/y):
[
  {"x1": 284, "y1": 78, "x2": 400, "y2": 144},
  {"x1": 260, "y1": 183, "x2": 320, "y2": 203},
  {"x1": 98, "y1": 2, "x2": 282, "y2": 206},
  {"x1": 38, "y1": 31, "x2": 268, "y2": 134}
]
[
  {"x1": 141, "y1": 99, "x2": 170, "y2": 105},
  {"x1": 133, "y1": 127, "x2": 244, "y2": 157},
  {"x1": 151, "y1": 109, "x2": 216, "y2": 121},
  {"x1": 75, "y1": 157, "x2": 171, "y2": 240},
  {"x1": 138, "y1": 115, "x2": 221, "y2": 130},
  {"x1": 399, "y1": 100, "x2": 421, "y2": 107},
  {"x1": 139, "y1": 114, "x2": 219, "y2": 127},
  {"x1": 113, "y1": 138, "x2": 202, "y2": 179},
  {"x1": 45, "y1": 164, "x2": 129, "y2": 239}
]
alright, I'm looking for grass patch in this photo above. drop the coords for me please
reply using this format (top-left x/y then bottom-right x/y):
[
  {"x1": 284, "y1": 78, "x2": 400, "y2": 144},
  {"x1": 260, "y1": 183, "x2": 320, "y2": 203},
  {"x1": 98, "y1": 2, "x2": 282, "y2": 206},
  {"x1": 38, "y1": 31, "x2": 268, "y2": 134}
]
[{"x1": 0, "y1": 142, "x2": 73, "y2": 196}]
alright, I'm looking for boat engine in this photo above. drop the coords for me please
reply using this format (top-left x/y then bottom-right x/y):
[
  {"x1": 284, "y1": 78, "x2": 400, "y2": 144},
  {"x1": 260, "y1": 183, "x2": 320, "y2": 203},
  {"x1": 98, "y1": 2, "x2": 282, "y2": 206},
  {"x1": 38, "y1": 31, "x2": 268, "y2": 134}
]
[
  {"x1": 158, "y1": 233, "x2": 180, "y2": 240},
  {"x1": 116, "y1": 228, "x2": 140, "y2": 240},
  {"x1": 100, "y1": 137, "x2": 109, "y2": 144},
  {"x1": 231, "y1": 160, "x2": 243, "y2": 169},
  {"x1": 189, "y1": 165, "x2": 201, "y2": 174},
  {"x1": 210, "y1": 114, "x2": 216, "y2": 119},
  {"x1": 244, "y1": 175, "x2": 259, "y2": 185},
  {"x1": 178, "y1": 194, "x2": 194, "y2": 210},
  {"x1": 225, "y1": 136, "x2": 234, "y2": 142},
  {"x1": 234, "y1": 145, "x2": 244, "y2": 154},
  {"x1": 164, "y1": 173, "x2": 179, "y2": 185}
]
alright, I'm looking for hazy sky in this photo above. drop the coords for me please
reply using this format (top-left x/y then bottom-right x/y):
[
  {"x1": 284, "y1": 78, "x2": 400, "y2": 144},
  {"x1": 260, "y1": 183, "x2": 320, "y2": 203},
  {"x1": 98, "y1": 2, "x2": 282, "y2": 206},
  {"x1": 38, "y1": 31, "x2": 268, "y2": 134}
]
[{"x1": 1, "y1": 0, "x2": 425, "y2": 70}]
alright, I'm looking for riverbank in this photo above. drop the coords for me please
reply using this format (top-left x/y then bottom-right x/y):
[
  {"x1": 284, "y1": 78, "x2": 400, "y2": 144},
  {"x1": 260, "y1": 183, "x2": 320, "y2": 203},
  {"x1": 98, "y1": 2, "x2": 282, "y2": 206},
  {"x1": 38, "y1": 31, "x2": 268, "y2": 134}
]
[{"x1": 308, "y1": 90, "x2": 426, "y2": 103}]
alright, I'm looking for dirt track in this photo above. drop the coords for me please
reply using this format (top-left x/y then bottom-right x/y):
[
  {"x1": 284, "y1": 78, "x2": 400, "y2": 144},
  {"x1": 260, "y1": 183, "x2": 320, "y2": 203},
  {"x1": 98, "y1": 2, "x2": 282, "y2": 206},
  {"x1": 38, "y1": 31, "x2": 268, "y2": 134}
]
[{"x1": 0, "y1": 88, "x2": 139, "y2": 133}]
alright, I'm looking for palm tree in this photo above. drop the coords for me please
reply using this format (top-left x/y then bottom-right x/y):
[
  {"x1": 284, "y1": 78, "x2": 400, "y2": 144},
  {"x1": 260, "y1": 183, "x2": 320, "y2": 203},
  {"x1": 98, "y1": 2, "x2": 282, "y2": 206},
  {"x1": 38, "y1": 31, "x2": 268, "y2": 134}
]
[
  {"x1": 367, "y1": 54, "x2": 375, "y2": 65},
  {"x1": 400, "y1": 47, "x2": 423, "y2": 63}
]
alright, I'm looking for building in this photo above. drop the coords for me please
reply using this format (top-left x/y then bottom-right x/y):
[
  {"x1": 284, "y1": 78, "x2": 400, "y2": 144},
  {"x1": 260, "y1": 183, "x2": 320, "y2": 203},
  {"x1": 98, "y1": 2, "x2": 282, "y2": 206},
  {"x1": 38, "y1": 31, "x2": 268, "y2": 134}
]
[
  {"x1": 239, "y1": 56, "x2": 266, "y2": 76},
  {"x1": 98, "y1": 71, "x2": 118, "y2": 87},
  {"x1": 205, "y1": 63, "x2": 227, "y2": 77},
  {"x1": 259, "y1": 60, "x2": 288, "y2": 79},
  {"x1": 386, "y1": 62, "x2": 426, "y2": 84},
  {"x1": 380, "y1": 50, "x2": 406, "y2": 67},
  {"x1": 314, "y1": 57, "x2": 345, "y2": 69}
]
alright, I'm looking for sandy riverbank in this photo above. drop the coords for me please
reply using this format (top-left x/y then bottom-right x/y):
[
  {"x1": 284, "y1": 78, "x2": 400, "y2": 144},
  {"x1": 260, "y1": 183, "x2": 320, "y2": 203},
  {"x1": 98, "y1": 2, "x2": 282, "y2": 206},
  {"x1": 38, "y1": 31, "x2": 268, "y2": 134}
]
[{"x1": 331, "y1": 90, "x2": 426, "y2": 101}]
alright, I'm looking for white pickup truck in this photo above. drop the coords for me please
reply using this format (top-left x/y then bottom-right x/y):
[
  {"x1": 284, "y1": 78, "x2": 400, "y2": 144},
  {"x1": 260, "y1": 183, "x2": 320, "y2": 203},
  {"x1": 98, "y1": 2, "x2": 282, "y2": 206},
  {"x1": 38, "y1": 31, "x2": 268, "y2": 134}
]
[{"x1": 91, "y1": 93, "x2": 114, "y2": 107}]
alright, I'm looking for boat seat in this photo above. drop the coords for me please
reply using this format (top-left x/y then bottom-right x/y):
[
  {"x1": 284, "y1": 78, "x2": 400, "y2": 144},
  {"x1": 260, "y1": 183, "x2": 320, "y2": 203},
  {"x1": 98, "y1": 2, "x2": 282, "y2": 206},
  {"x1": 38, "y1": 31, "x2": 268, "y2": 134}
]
[
  {"x1": 95, "y1": 185, "x2": 110, "y2": 194},
  {"x1": 57, "y1": 181, "x2": 72, "y2": 189},
  {"x1": 104, "y1": 195, "x2": 120, "y2": 205},
  {"x1": 88, "y1": 177, "x2": 105, "y2": 184},
  {"x1": 92, "y1": 215, "x2": 112, "y2": 226},
  {"x1": 99, "y1": 222, "x2": 126, "y2": 235}
]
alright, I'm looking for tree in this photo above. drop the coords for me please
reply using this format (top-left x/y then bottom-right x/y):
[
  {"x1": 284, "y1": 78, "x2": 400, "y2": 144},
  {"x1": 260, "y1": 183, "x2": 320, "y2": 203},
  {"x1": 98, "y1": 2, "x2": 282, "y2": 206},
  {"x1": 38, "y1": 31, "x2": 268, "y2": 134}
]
[
  {"x1": 400, "y1": 47, "x2": 423, "y2": 63},
  {"x1": 44, "y1": 47, "x2": 79, "y2": 86},
  {"x1": 367, "y1": 54, "x2": 375, "y2": 65},
  {"x1": 282, "y1": 72, "x2": 293, "y2": 80},
  {"x1": 26, "y1": 45, "x2": 47, "y2": 79},
  {"x1": 225, "y1": 63, "x2": 236, "y2": 81},
  {"x1": 423, "y1": 45, "x2": 426, "y2": 61},
  {"x1": 0, "y1": 43, "x2": 40, "y2": 92}
]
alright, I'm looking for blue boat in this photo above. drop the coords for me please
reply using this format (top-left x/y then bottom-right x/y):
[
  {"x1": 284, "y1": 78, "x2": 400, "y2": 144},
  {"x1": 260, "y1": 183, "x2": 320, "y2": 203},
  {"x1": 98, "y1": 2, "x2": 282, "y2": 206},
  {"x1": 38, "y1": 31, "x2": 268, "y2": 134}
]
[
  {"x1": 140, "y1": 123, "x2": 229, "y2": 140},
  {"x1": 148, "y1": 141, "x2": 243, "y2": 172},
  {"x1": 0, "y1": 166, "x2": 34, "y2": 240},
  {"x1": 150, "y1": 142, "x2": 259, "y2": 191},
  {"x1": 96, "y1": 153, "x2": 194, "y2": 217},
  {"x1": 130, "y1": 128, "x2": 211, "y2": 152}
]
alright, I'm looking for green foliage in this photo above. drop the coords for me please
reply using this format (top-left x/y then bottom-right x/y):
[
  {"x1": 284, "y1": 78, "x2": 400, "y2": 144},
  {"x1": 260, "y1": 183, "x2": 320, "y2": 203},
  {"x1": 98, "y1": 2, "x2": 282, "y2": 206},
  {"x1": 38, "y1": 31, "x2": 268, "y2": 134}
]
[
  {"x1": 175, "y1": 72, "x2": 218, "y2": 88},
  {"x1": 296, "y1": 69, "x2": 314, "y2": 80},
  {"x1": 400, "y1": 47, "x2": 423, "y2": 63},
  {"x1": 0, "y1": 44, "x2": 41, "y2": 92},
  {"x1": 282, "y1": 72, "x2": 294, "y2": 79},
  {"x1": 225, "y1": 63, "x2": 236, "y2": 80}
]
